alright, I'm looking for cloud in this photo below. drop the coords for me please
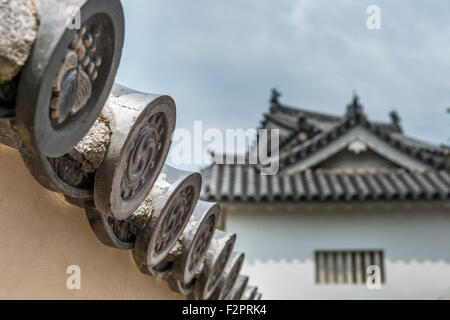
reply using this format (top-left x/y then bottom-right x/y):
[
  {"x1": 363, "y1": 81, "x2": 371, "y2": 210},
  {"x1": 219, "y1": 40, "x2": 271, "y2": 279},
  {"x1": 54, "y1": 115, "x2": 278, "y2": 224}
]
[{"x1": 117, "y1": 0, "x2": 450, "y2": 170}]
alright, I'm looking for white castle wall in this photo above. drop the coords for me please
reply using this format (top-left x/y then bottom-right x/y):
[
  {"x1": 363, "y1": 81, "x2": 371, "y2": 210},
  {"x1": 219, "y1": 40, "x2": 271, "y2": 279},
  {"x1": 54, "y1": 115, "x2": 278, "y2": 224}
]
[{"x1": 224, "y1": 202, "x2": 450, "y2": 299}]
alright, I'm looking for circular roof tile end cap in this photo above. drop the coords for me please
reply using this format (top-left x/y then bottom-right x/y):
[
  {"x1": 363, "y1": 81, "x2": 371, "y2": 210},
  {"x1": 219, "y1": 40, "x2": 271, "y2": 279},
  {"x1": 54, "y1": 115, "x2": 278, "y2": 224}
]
[
  {"x1": 221, "y1": 251, "x2": 245, "y2": 300},
  {"x1": 207, "y1": 277, "x2": 227, "y2": 300},
  {"x1": 227, "y1": 275, "x2": 249, "y2": 300},
  {"x1": 133, "y1": 165, "x2": 202, "y2": 273},
  {"x1": 193, "y1": 230, "x2": 236, "y2": 300},
  {"x1": 242, "y1": 286, "x2": 258, "y2": 300},
  {"x1": 16, "y1": 0, "x2": 125, "y2": 157},
  {"x1": 167, "y1": 277, "x2": 194, "y2": 296},
  {"x1": 85, "y1": 206, "x2": 135, "y2": 250},
  {"x1": 171, "y1": 200, "x2": 220, "y2": 285},
  {"x1": 93, "y1": 86, "x2": 176, "y2": 220}
]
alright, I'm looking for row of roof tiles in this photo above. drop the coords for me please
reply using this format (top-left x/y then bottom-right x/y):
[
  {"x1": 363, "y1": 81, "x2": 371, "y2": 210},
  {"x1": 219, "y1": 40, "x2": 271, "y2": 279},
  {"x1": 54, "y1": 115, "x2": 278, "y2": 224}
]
[{"x1": 201, "y1": 165, "x2": 450, "y2": 203}]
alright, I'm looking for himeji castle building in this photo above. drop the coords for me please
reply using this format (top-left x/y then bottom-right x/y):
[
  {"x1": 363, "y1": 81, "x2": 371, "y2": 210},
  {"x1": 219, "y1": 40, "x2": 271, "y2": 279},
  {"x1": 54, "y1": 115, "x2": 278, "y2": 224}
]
[{"x1": 200, "y1": 90, "x2": 450, "y2": 299}]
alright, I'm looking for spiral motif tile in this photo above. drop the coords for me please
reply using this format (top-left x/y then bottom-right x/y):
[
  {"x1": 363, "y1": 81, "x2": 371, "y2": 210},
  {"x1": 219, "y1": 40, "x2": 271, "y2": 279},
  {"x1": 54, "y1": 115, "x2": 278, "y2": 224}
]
[
  {"x1": 155, "y1": 186, "x2": 194, "y2": 254},
  {"x1": 121, "y1": 113, "x2": 166, "y2": 201},
  {"x1": 208, "y1": 242, "x2": 233, "y2": 292},
  {"x1": 223, "y1": 255, "x2": 244, "y2": 299},
  {"x1": 188, "y1": 214, "x2": 217, "y2": 272}
]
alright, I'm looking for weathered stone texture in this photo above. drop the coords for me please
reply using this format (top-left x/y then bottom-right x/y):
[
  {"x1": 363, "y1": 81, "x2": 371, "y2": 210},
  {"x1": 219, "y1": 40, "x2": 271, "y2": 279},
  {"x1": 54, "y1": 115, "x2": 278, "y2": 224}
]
[
  {"x1": 0, "y1": 0, "x2": 38, "y2": 83},
  {"x1": 54, "y1": 119, "x2": 111, "y2": 187},
  {"x1": 70, "y1": 119, "x2": 111, "y2": 174}
]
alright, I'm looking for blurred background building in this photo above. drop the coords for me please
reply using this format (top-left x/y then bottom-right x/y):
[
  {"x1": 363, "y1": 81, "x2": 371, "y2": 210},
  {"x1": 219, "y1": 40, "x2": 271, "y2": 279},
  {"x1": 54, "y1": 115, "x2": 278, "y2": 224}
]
[
  {"x1": 201, "y1": 91, "x2": 450, "y2": 299},
  {"x1": 116, "y1": 0, "x2": 450, "y2": 299}
]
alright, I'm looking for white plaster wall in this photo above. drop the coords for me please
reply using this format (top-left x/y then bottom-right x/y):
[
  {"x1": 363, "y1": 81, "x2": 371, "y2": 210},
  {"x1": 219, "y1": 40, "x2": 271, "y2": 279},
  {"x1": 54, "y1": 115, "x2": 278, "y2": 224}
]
[{"x1": 224, "y1": 202, "x2": 450, "y2": 300}]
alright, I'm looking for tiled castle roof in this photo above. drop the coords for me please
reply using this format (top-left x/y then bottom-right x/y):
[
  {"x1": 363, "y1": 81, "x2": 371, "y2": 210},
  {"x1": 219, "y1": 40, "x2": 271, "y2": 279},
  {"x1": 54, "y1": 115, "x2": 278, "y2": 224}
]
[
  {"x1": 259, "y1": 94, "x2": 449, "y2": 171},
  {"x1": 201, "y1": 165, "x2": 450, "y2": 203},
  {"x1": 276, "y1": 107, "x2": 449, "y2": 171},
  {"x1": 202, "y1": 91, "x2": 449, "y2": 203}
]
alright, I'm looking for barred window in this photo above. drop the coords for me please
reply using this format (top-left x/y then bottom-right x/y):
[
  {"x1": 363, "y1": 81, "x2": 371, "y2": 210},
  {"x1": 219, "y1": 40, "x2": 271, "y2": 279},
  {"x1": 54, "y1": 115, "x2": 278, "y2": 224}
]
[{"x1": 315, "y1": 250, "x2": 385, "y2": 284}]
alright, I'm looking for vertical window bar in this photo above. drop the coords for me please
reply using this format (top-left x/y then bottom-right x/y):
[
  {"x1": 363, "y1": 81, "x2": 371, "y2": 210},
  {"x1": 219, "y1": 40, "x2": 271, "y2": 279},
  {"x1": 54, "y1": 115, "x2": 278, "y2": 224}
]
[
  {"x1": 345, "y1": 251, "x2": 354, "y2": 284},
  {"x1": 380, "y1": 251, "x2": 386, "y2": 283},
  {"x1": 354, "y1": 251, "x2": 363, "y2": 284},
  {"x1": 373, "y1": 250, "x2": 381, "y2": 284},
  {"x1": 327, "y1": 251, "x2": 335, "y2": 284},
  {"x1": 336, "y1": 252, "x2": 345, "y2": 284},
  {"x1": 363, "y1": 251, "x2": 372, "y2": 283},
  {"x1": 317, "y1": 251, "x2": 326, "y2": 284}
]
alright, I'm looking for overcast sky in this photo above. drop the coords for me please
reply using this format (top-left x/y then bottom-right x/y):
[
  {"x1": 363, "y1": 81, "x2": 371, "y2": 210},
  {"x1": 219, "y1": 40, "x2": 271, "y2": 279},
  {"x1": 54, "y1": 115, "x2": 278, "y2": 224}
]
[{"x1": 116, "y1": 0, "x2": 450, "y2": 171}]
